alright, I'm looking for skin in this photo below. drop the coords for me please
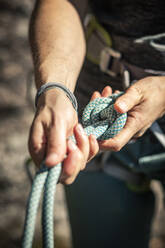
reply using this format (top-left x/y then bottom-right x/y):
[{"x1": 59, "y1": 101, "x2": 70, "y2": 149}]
[
  {"x1": 100, "y1": 77, "x2": 165, "y2": 150},
  {"x1": 29, "y1": 0, "x2": 165, "y2": 184}
]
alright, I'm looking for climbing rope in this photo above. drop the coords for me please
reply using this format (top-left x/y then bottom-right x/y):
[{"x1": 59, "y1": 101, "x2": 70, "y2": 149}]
[{"x1": 22, "y1": 93, "x2": 127, "y2": 248}]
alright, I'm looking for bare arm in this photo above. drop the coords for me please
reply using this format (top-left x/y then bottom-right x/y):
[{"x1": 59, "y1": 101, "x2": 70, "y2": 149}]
[
  {"x1": 28, "y1": 0, "x2": 99, "y2": 184},
  {"x1": 29, "y1": 0, "x2": 86, "y2": 90}
]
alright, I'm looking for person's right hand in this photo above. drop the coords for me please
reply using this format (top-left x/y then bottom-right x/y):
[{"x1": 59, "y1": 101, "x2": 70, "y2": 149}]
[{"x1": 28, "y1": 88, "x2": 99, "y2": 184}]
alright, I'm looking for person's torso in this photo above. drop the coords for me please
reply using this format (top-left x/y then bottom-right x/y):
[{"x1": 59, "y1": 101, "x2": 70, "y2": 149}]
[{"x1": 89, "y1": 0, "x2": 165, "y2": 70}]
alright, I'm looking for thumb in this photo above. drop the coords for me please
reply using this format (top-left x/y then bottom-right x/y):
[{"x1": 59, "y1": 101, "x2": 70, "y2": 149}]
[
  {"x1": 28, "y1": 120, "x2": 46, "y2": 167},
  {"x1": 114, "y1": 85, "x2": 143, "y2": 113},
  {"x1": 45, "y1": 122, "x2": 67, "y2": 167}
]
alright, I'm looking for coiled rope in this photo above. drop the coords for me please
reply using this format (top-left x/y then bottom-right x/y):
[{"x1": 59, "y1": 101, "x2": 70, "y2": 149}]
[{"x1": 22, "y1": 93, "x2": 127, "y2": 248}]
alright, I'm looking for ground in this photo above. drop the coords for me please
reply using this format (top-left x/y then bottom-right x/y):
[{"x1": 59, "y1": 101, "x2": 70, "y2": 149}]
[{"x1": 0, "y1": 0, "x2": 165, "y2": 247}]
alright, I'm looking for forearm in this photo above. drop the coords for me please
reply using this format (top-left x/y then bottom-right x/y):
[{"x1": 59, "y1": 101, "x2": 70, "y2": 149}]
[{"x1": 29, "y1": 0, "x2": 86, "y2": 91}]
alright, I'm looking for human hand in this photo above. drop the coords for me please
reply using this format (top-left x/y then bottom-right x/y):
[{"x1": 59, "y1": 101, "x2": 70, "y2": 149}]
[
  {"x1": 28, "y1": 88, "x2": 99, "y2": 184},
  {"x1": 98, "y1": 77, "x2": 165, "y2": 151}
]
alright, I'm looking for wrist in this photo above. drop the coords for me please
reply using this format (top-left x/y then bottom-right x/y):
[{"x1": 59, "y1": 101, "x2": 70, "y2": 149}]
[
  {"x1": 34, "y1": 62, "x2": 77, "y2": 92},
  {"x1": 36, "y1": 88, "x2": 65, "y2": 107},
  {"x1": 35, "y1": 82, "x2": 78, "y2": 111}
]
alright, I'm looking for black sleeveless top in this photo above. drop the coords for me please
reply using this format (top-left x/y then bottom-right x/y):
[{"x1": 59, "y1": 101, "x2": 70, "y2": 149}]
[{"x1": 89, "y1": 0, "x2": 165, "y2": 70}]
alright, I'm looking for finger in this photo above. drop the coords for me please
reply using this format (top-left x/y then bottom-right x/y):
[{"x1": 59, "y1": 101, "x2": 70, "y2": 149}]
[
  {"x1": 91, "y1": 91, "x2": 101, "y2": 101},
  {"x1": 114, "y1": 84, "x2": 143, "y2": 113},
  {"x1": 114, "y1": 90, "x2": 120, "y2": 94},
  {"x1": 74, "y1": 123, "x2": 89, "y2": 167},
  {"x1": 87, "y1": 134, "x2": 99, "y2": 162},
  {"x1": 45, "y1": 120, "x2": 67, "y2": 167},
  {"x1": 28, "y1": 119, "x2": 46, "y2": 167},
  {"x1": 133, "y1": 130, "x2": 146, "y2": 138},
  {"x1": 60, "y1": 139, "x2": 82, "y2": 184},
  {"x1": 99, "y1": 116, "x2": 141, "y2": 151},
  {"x1": 133, "y1": 124, "x2": 150, "y2": 138},
  {"x1": 101, "y1": 86, "x2": 112, "y2": 97}
]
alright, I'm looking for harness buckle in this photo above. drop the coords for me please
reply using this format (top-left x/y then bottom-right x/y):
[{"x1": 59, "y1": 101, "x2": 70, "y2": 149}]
[
  {"x1": 99, "y1": 47, "x2": 130, "y2": 88},
  {"x1": 84, "y1": 14, "x2": 131, "y2": 87},
  {"x1": 99, "y1": 47, "x2": 122, "y2": 77}
]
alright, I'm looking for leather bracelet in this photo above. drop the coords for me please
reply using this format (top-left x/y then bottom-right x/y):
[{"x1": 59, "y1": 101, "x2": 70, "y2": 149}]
[{"x1": 35, "y1": 82, "x2": 78, "y2": 111}]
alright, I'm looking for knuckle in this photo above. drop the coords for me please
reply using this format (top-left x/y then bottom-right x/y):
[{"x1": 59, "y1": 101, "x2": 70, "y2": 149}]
[
  {"x1": 134, "y1": 133, "x2": 140, "y2": 138},
  {"x1": 48, "y1": 138, "x2": 65, "y2": 151},
  {"x1": 134, "y1": 132, "x2": 143, "y2": 138},
  {"x1": 28, "y1": 139, "x2": 40, "y2": 154},
  {"x1": 48, "y1": 140, "x2": 56, "y2": 149},
  {"x1": 63, "y1": 177, "x2": 75, "y2": 185},
  {"x1": 75, "y1": 151, "x2": 86, "y2": 168},
  {"x1": 61, "y1": 172, "x2": 77, "y2": 185},
  {"x1": 130, "y1": 113, "x2": 143, "y2": 130},
  {"x1": 63, "y1": 164, "x2": 77, "y2": 178},
  {"x1": 47, "y1": 144, "x2": 57, "y2": 154},
  {"x1": 144, "y1": 76, "x2": 153, "y2": 83},
  {"x1": 134, "y1": 128, "x2": 146, "y2": 138},
  {"x1": 129, "y1": 84, "x2": 142, "y2": 100},
  {"x1": 89, "y1": 136, "x2": 99, "y2": 154},
  {"x1": 114, "y1": 146, "x2": 122, "y2": 152},
  {"x1": 80, "y1": 162, "x2": 86, "y2": 170},
  {"x1": 111, "y1": 143, "x2": 122, "y2": 152},
  {"x1": 76, "y1": 151, "x2": 84, "y2": 161},
  {"x1": 64, "y1": 170, "x2": 73, "y2": 178},
  {"x1": 81, "y1": 132, "x2": 88, "y2": 143},
  {"x1": 134, "y1": 113, "x2": 144, "y2": 128},
  {"x1": 90, "y1": 145, "x2": 99, "y2": 157}
]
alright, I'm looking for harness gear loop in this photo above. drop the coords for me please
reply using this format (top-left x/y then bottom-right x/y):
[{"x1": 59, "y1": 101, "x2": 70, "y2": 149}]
[{"x1": 85, "y1": 14, "x2": 112, "y2": 65}]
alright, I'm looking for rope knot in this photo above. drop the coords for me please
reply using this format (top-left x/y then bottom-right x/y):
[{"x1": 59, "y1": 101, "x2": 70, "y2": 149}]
[
  {"x1": 22, "y1": 92, "x2": 127, "y2": 248},
  {"x1": 82, "y1": 93, "x2": 127, "y2": 140}
]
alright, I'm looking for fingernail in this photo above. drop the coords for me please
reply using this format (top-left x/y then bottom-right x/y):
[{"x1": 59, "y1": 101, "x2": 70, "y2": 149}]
[
  {"x1": 116, "y1": 101, "x2": 127, "y2": 112},
  {"x1": 68, "y1": 139, "x2": 77, "y2": 150},
  {"x1": 76, "y1": 124, "x2": 85, "y2": 135}
]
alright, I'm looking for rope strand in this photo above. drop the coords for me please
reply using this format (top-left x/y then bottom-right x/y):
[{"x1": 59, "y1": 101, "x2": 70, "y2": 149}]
[{"x1": 22, "y1": 93, "x2": 127, "y2": 248}]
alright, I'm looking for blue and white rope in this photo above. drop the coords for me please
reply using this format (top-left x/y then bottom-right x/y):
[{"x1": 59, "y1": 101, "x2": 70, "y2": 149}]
[{"x1": 22, "y1": 93, "x2": 127, "y2": 248}]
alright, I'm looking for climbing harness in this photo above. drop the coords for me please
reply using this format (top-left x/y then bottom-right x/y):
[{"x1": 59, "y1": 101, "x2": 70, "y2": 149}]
[
  {"x1": 135, "y1": 33, "x2": 165, "y2": 53},
  {"x1": 85, "y1": 17, "x2": 165, "y2": 141},
  {"x1": 85, "y1": 14, "x2": 165, "y2": 87},
  {"x1": 22, "y1": 93, "x2": 127, "y2": 248}
]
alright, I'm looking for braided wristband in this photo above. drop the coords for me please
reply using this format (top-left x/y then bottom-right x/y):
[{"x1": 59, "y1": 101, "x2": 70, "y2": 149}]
[{"x1": 35, "y1": 82, "x2": 78, "y2": 111}]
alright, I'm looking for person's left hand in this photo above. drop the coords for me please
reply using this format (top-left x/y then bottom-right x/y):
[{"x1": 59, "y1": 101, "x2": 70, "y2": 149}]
[
  {"x1": 28, "y1": 88, "x2": 99, "y2": 185},
  {"x1": 96, "y1": 76, "x2": 165, "y2": 152}
]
